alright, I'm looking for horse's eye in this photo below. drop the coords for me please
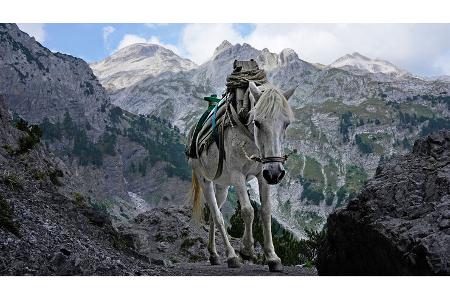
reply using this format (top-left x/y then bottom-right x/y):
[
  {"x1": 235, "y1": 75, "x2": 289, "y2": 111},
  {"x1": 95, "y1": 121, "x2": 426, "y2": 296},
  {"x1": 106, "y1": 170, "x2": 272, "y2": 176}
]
[{"x1": 254, "y1": 120, "x2": 261, "y2": 129}]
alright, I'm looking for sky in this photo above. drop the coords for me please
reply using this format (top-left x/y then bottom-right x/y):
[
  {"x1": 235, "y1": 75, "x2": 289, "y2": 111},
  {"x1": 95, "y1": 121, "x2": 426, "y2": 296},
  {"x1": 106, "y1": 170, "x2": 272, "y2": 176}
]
[{"x1": 17, "y1": 23, "x2": 450, "y2": 76}]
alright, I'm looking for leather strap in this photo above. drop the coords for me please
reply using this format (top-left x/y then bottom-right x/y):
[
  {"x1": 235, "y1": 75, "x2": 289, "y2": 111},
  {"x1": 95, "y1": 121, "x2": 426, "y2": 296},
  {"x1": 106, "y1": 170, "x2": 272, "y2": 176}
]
[
  {"x1": 261, "y1": 156, "x2": 287, "y2": 164},
  {"x1": 228, "y1": 102, "x2": 254, "y2": 141},
  {"x1": 212, "y1": 118, "x2": 225, "y2": 180}
]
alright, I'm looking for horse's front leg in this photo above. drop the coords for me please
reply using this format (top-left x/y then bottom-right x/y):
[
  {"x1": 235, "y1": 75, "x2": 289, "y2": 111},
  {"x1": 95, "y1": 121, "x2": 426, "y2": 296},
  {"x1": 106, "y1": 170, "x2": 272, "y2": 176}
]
[{"x1": 256, "y1": 172, "x2": 283, "y2": 272}]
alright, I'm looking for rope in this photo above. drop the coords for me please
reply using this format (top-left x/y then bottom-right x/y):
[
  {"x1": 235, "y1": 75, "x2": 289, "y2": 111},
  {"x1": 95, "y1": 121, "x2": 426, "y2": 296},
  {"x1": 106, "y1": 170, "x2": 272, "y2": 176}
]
[{"x1": 226, "y1": 69, "x2": 268, "y2": 92}]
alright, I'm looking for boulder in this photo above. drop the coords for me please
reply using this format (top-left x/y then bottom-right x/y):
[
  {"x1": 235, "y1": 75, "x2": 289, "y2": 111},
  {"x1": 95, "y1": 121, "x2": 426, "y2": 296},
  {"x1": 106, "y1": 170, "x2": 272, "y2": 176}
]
[{"x1": 317, "y1": 130, "x2": 450, "y2": 275}]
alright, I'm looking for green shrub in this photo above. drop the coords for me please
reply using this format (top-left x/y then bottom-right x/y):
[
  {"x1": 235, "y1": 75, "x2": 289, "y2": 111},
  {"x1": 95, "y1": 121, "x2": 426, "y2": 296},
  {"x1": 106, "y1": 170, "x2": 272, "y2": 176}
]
[
  {"x1": 2, "y1": 145, "x2": 15, "y2": 155},
  {"x1": 109, "y1": 106, "x2": 123, "y2": 123},
  {"x1": 49, "y1": 169, "x2": 63, "y2": 186},
  {"x1": 0, "y1": 196, "x2": 20, "y2": 236},
  {"x1": 355, "y1": 134, "x2": 374, "y2": 154},
  {"x1": 32, "y1": 169, "x2": 46, "y2": 181},
  {"x1": 1, "y1": 171, "x2": 23, "y2": 190},
  {"x1": 73, "y1": 192, "x2": 86, "y2": 207},
  {"x1": 339, "y1": 111, "x2": 353, "y2": 142},
  {"x1": 14, "y1": 119, "x2": 42, "y2": 154}
]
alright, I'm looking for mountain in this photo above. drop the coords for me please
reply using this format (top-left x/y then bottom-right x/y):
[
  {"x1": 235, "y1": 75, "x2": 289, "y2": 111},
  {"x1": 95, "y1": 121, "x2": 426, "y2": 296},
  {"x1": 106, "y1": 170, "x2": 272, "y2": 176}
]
[
  {"x1": 91, "y1": 39, "x2": 450, "y2": 237},
  {"x1": 0, "y1": 23, "x2": 191, "y2": 225},
  {"x1": 91, "y1": 43, "x2": 197, "y2": 91},
  {"x1": 328, "y1": 52, "x2": 409, "y2": 77}
]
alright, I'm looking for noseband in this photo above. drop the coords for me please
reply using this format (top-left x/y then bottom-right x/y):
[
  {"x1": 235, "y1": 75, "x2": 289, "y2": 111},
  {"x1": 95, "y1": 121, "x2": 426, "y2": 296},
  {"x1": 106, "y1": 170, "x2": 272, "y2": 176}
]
[{"x1": 247, "y1": 151, "x2": 296, "y2": 164}]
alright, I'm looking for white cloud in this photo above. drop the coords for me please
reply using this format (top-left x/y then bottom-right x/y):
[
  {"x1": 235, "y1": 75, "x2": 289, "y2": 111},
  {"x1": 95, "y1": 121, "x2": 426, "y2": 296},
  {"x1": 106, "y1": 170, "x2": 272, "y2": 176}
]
[
  {"x1": 17, "y1": 23, "x2": 46, "y2": 43},
  {"x1": 116, "y1": 34, "x2": 180, "y2": 55},
  {"x1": 177, "y1": 23, "x2": 450, "y2": 76},
  {"x1": 102, "y1": 26, "x2": 115, "y2": 49},
  {"x1": 180, "y1": 24, "x2": 245, "y2": 64},
  {"x1": 243, "y1": 24, "x2": 450, "y2": 75}
]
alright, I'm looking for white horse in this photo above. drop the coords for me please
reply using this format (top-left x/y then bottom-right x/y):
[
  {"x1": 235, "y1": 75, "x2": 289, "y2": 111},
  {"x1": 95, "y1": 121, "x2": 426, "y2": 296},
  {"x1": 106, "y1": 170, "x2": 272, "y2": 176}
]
[{"x1": 189, "y1": 81, "x2": 295, "y2": 272}]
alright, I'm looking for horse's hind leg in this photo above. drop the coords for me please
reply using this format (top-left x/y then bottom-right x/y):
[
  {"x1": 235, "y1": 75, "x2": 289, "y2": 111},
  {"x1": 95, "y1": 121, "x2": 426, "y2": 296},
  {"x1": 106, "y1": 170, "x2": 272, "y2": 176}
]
[
  {"x1": 200, "y1": 178, "x2": 241, "y2": 268},
  {"x1": 234, "y1": 176, "x2": 255, "y2": 260},
  {"x1": 208, "y1": 184, "x2": 228, "y2": 265}
]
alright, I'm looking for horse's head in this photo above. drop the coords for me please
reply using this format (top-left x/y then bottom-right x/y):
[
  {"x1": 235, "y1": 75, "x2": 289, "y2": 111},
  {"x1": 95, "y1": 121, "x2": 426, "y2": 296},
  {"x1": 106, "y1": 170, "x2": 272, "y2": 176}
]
[{"x1": 248, "y1": 82, "x2": 296, "y2": 185}]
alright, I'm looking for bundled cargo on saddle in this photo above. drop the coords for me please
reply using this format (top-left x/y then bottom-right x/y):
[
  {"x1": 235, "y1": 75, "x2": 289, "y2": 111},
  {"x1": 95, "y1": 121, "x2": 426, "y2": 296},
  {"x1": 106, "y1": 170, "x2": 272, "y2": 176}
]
[{"x1": 186, "y1": 59, "x2": 269, "y2": 160}]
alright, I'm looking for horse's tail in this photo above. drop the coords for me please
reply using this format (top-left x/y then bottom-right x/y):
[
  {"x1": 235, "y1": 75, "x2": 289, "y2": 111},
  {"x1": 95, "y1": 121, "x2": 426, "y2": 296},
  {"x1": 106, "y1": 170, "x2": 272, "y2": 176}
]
[{"x1": 191, "y1": 170, "x2": 203, "y2": 223}]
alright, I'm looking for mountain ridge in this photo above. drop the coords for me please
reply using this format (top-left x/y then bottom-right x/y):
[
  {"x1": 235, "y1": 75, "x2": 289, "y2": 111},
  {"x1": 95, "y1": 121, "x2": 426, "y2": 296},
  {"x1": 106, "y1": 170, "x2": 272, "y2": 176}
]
[
  {"x1": 329, "y1": 51, "x2": 409, "y2": 77},
  {"x1": 91, "y1": 43, "x2": 197, "y2": 91}
]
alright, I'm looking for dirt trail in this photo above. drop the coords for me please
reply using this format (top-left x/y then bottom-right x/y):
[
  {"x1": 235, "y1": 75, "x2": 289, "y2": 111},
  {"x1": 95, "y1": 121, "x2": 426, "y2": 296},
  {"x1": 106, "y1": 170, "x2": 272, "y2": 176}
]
[{"x1": 163, "y1": 262, "x2": 317, "y2": 276}]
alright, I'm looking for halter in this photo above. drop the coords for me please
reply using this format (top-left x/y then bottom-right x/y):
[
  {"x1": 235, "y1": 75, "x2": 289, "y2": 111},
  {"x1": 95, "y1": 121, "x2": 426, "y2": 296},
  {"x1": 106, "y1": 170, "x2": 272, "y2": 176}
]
[{"x1": 247, "y1": 153, "x2": 296, "y2": 164}]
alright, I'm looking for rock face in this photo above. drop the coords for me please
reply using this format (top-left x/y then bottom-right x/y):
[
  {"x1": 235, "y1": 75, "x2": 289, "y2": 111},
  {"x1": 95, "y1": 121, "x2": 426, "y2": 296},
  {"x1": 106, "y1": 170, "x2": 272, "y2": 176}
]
[{"x1": 317, "y1": 130, "x2": 450, "y2": 275}]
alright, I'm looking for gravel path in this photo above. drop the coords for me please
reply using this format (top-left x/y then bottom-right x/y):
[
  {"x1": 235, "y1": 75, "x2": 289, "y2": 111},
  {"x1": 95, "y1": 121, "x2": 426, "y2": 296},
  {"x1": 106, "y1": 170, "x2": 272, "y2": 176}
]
[{"x1": 163, "y1": 261, "x2": 317, "y2": 276}]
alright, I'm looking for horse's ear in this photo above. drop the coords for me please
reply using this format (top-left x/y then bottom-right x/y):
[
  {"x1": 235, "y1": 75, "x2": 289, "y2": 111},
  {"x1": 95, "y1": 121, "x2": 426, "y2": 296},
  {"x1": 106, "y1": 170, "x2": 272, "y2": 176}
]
[
  {"x1": 249, "y1": 81, "x2": 262, "y2": 101},
  {"x1": 283, "y1": 86, "x2": 297, "y2": 101}
]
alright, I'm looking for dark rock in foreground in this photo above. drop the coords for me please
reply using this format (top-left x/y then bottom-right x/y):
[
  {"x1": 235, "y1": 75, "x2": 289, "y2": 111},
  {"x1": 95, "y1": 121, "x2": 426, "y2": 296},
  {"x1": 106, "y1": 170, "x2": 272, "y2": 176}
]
[{"x1": 317, "y1": 130, "x2": 450, "y2": 275}]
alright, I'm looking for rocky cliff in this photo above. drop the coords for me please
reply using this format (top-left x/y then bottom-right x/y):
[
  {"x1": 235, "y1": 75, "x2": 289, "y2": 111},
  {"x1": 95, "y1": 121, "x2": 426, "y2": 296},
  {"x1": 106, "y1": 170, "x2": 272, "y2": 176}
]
[{"x1": 317, "y1": 130, "x2": 450, "y2": 275}]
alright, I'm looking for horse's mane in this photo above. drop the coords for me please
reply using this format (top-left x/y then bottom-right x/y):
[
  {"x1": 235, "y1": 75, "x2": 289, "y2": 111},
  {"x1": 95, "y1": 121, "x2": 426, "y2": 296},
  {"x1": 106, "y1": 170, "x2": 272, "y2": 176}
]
[{"x1": 250, "y1": 88, "x2": 294, "y2": 122}]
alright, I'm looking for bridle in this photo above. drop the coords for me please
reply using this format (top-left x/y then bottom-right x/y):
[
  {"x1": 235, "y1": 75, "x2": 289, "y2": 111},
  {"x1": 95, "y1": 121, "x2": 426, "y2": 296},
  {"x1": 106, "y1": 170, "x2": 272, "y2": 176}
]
[{"x1": 248, "y1": 153, "x2": 296, "y2": 164}]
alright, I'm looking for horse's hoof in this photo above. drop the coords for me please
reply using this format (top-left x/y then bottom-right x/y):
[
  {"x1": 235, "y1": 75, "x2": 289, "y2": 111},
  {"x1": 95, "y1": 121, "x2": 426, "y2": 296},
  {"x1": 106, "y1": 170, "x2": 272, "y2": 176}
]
[
  {"x1": 239, "y1": 248, "x2": 255, "y2": 261},
  {"x1": 209, "y1": 254, "x2": 221, "y2": 266},
  {"x1": 268, "y1": 259, "x2": 283, "y2": 272},
  {"x1": 227, "y1": 256, "x2": 242, "y2": 268}
]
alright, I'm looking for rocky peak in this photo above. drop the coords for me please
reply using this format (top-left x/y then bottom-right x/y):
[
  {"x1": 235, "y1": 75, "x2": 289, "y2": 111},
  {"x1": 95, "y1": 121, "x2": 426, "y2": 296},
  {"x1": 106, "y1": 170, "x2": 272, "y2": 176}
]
[
  {"x1": 329, "y1": 52, "x2": 408, "y2": 76},
  {"x1": 213, "y1": 40, "x2": 233, "y2": 57},
  {"x1": 91, "y1": 43, "x2": 196, "y2": 91},
  {"x1": 105, "y1": 43, "x2": 179, "y2": 63},
  {"x1": 257, "y1": 48, "x2": 279, "y2": 70},
  {"x1": 279, "y1": 48, "x2": 299, "y2": 65}
]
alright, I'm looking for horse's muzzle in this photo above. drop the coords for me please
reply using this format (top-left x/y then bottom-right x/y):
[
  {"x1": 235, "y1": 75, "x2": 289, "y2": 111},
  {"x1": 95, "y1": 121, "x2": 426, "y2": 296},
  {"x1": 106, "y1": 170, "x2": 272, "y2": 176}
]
[{"x1": 262, "y1": 163, "x2": 286, "y2": 185}]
